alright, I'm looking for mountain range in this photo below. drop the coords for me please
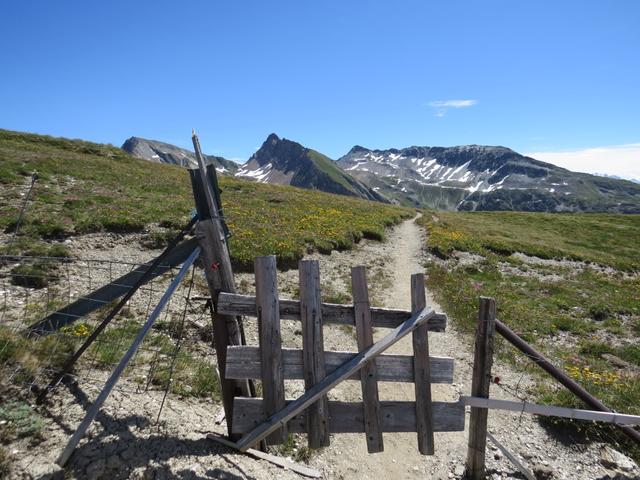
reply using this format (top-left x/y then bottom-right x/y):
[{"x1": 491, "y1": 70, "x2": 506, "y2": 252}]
[
  {"x1": 234, "y1": 134, "x2": 386, "y2": 202},
  {"x1": 122, "y1": 136, "x2": 238, "y2": 174},
  {"x1": 121, "y1": 134, "x2": 640, "y2": 213}
]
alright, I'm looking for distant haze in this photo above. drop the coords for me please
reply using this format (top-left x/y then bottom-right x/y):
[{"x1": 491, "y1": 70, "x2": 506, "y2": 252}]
[{"x1": 526, "y1": 144, "x2": 640, "y2": 182}]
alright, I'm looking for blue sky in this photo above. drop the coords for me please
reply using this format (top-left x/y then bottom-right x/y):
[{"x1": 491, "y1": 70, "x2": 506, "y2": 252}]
[{"x1": 1, "y1": 1, "x2": 639, "y2": 178}]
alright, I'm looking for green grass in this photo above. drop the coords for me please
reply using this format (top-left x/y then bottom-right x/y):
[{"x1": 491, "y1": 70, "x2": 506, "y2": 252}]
[
  {"x1": 420, "y1": 210, "x2": 640, "y2": 271},
  {"x1": 0, "y1": 400, "x2": 44, "y2": 441},
  {"x1": 420, "y1": 209, "x2": 640, "y2": 460},
  {"x1": 0, "y1": 129, "x2": 412, "y2": 270},
  {"x1": 307, "y1": 149, "x2": 356, "y2": 193}
]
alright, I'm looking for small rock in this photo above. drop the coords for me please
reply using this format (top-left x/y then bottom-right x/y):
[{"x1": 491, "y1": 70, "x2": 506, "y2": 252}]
[
  {"x1": 86, "y1": 458, "x2": 106, "y2": 480},
  {"x1": 494, "y1": 451, "x2": 503, "y2": 460},
  {"x1": 121, "y1": 448, "x2": 136, "y2": 461},
  {"x1": 454, "y1": 465, "x2": 465, "y2": 476},
  {"x1": 533, "y1": 464, "x2": 554, "y2": 480},
  {"x1": 600, "y1": 445, "x2": 638, "y2": 472},
  {"x1": 106, "y1": 454, "x2": 123, "y2": 470}
]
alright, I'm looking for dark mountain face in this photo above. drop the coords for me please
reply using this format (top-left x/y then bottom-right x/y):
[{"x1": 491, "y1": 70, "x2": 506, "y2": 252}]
[
  {"x1": 338, "y1": 144, "x2": 640, "y2": 213},
  {"x1": 121, "y1": 137, "x2": 238, "y2": 174},
  {"x1": 235, "y1": 134, "x2": 387, "y2": 202}
]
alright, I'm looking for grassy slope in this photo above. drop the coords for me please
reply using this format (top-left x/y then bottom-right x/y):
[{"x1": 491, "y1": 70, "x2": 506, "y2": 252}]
[
  {"x1": 306, "y1": 149, "x2": 360, "y2": 193},
  {"x1": 0, "y1": 129, "x2": 412, "y2": 268},
  {"x1": 419, "y1": 210, "x2": 640, "y2": 458}
]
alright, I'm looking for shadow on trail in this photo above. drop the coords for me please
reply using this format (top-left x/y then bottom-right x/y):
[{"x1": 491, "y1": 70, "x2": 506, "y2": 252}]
[{"x1": 35, "y1": 380, "x2": 258, "y2": 480}]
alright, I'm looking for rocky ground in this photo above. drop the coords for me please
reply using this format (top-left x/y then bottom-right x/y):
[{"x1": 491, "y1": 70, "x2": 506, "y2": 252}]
[{"x1": 2, "y1": 217, "x2": 639, "y2": 479}]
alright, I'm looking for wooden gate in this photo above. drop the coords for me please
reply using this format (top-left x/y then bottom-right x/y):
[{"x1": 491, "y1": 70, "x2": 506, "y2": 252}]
[{"x1": 217, "y1": 256, "x2": 465, "y2": 453}]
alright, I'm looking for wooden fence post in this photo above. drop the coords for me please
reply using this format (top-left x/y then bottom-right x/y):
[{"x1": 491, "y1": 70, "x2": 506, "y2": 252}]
[
  {"x1": 465, "y1": 297, "x2": 496, "y2": 479},
  {"x1": 191, "y1": 132, "x2": 251, "y2": 439},
  {"x1": 255, "y1": 255, "x2": 287, "y2": 444},
  {"x1": 411, "y1": 273, "x2": 435, "y2": 455},
  {"x1": 351, "y1": 266, "x2": 384, "y2": 453},
  {"x1": 299, "y1": 260, "x2": 330, "y2": 448}
]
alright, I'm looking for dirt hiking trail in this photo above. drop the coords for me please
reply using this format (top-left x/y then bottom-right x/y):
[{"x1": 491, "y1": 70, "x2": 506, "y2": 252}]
[{"x1": 306, "y1": 214, "x2": 627, "y2": 479}]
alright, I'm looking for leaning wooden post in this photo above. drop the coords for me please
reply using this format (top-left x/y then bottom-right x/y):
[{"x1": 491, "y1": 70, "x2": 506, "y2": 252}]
[
  {"x1": 191, "y1": 131, "x2": 251, "y2": 439},
  {"x1": 465, "y1": 297, "x2": 496, "y2": 480}
]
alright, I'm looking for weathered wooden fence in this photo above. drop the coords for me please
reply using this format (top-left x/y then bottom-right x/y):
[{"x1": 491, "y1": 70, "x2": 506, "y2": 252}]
[
  {"x1": 464, "y1": 296, "x2": 640, "y2": 480},
  {"x1": 218, "y1": 255, "x2": 465, "y2": 453}
]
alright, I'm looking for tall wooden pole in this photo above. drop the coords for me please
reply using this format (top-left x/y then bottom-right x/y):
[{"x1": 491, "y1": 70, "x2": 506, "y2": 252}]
[
  {"x1": 465, "y1": 297, "x2": 496, "y2": 479},
  {"x1": 191, "y1": 131, "x2": 250, "y2": 439}
]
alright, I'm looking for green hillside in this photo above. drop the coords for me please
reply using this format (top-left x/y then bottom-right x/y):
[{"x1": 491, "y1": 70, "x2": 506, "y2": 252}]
[
  {"x1": 0, "y1": 129, "x2": 412, "y2": 268},
  {"x1": 419, "y1": 210, "x2": 640, "y2": 458}
]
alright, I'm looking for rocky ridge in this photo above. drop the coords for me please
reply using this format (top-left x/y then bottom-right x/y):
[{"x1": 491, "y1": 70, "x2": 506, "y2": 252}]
[
  {"x1": 235, "y1": 133, "x2": 387, "y2": 202},
  {"x1": 121, "y1": 136, "x2": 238, "y2": 174},
  {"x1": 337, "y1": 144, "x2": 640, "y2": 212}
]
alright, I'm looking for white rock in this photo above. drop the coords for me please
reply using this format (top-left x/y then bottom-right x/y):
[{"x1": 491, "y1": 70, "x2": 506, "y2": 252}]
[{"x1": 600, "y1": 445, "x2": 638, "y2": 472}]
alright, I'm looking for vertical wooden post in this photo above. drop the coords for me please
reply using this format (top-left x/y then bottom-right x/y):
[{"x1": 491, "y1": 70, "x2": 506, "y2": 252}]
[
  {"x1": 191, "y1": 132, "x2": 251, "y2": 439},
  {"x1": 411, "y1": 273, "x2": 435, "y2": 455},
  {"x1": 351, "y1": 266, "x2": 384, "y2": 453},
  {"x1": 465, "y1": 297, "x2": 496, "y2": 480},
  {"x1": 254, "y1": 255, "x2": 287, "y2": 444},
  {"x1": 299, "y1": 260, "x2": 330, "y2": 448}
]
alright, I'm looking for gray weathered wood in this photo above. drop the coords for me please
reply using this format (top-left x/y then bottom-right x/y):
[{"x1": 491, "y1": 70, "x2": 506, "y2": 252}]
[
  {"x1": 226, "y1": 346, "x2": 454, "y2": 383},
  {"x1": 462, "y1": 396, "x2": 640, "y2": 426},
  {"x1": 196, "y1": 221, "x2": 250, "y2": 438},
  {"x1": 232, "y1": 398, "x2": 465, "y2": 434},
  {"x1": 217, "y1": 292, "x2": 447, "y2": 331},
  {"x1": 411, "y1": 273, "x2": 435, "y2": 455},
  {"x1": 351, "y1": 266, "x2": 383, "y2": 453},
  {"x1": 207, "y1": 433, "x2": 322, "y2": 478},
  {"x1": 299, "y1": 260, "x2": 330, "y2": 448},
  {"x1": 254, "y1": 255, "x2": 286, "y2": 444},
  {"x1": 235, "y1": 306, "x2": 435, "y2": 451},
  {"x1": 192, "y1": 132, "x2": 252, "y2": 439},
  {"x1": 465, "y1": 297, "x2": 496, "y2": 480}
]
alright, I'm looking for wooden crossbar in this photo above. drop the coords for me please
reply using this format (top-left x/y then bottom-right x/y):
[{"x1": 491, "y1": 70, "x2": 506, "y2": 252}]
[
  {"x1": 462, "y1": 396, "x2": 640, "y2": 426},
  {"x1": 225, "y1": 346, "x2": 455, "y2": 383},
  {"x1": 217, "y1": 292, "x2": 447, "y2": 330},
  {"x1": 232, "y1": 398, "x2": 465, "y2": 434},
  {"x1": 235, "y1": 306, "x2": 435, "y2": 451}
]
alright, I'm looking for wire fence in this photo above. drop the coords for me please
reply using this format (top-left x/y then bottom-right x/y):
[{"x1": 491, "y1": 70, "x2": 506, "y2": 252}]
[{"x1": 0, "y1": 253, "x2": 218, "y2": 401}]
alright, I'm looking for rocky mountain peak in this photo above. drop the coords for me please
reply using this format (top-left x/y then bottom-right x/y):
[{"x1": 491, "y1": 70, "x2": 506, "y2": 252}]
[
  {"x1": 266, "y1": 133, "x2": 281, "y2": 143},
  {"x1": 348, "y1": 145, "x2": 370, "y2": 154}
]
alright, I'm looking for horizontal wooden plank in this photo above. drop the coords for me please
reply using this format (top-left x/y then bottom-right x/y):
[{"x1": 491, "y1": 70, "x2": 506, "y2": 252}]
[
  {"x1": 235, "y1": 306, "x2": 436, "y2": 451},
  {"x1": 232, "y1": 398, "x2": 465, "y2": 434},
  {"x1": 461, "y1": 396, "x2": 640, "y2": 426},
  {"x1": 217, "y1": 292, "x2": 447, "y2": 331},
  {"x1": 226, "y1": 346, "x2": 454, "y2": 384}
]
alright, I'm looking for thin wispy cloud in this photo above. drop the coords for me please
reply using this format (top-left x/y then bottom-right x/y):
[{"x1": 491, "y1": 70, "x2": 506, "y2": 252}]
[
  {"x1": 429, "y1": 99, "x2": 478, "y2": 108},
  {"x1": 428, "y1": 99, "x2": 477, "y2": 117},
  {"x1": 526, "y1": 143, "x2": 640, "y2": 182}
]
